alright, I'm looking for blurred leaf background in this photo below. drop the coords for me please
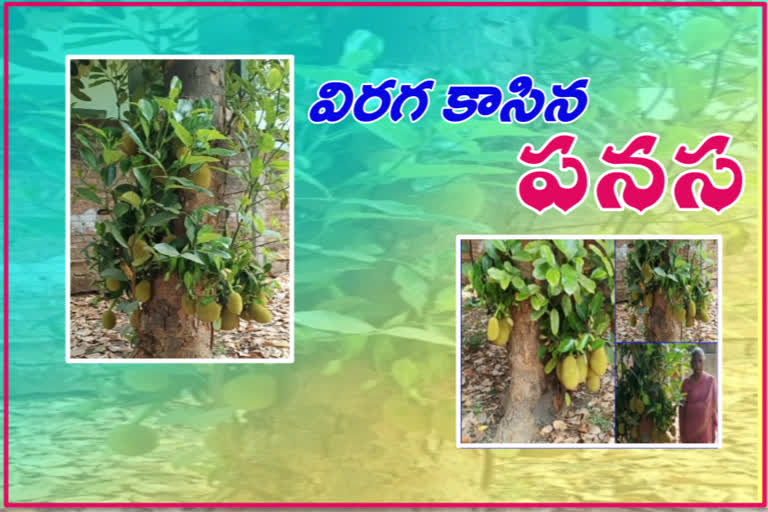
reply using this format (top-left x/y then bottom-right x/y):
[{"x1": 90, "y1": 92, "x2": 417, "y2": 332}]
[{"x1": 5, "y1": 4, "x2": 763, "y2": 504}]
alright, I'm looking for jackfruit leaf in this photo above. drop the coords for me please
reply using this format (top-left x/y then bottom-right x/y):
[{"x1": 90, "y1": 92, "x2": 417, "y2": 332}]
[
  {"x1": 168, "y1": 76, "x2": 182, "y2": 101},
  {"x1": 137, "y1": 98, "x2": 156, "y2": 123},
  {"x1": 550, "y1": 308, "x2": 560, "y2": 335},
  {"x1": 295, "y1": 310, "x2": 376, "y2": 335},
  {"x1": 560, "y1": 264, "x2": 579, "y2": 295},
  {"x1": 391, "y1": 358, "x2": 419, "y2": 389},
  {"x1": 591, "y1": 268, "x2": 608, "y2": 281},
  {"x1": 492, "y1": 239, "x2": 506, "y2": 252},
  {"x1": 100, "y1": 268, "x2": 127, "y2": 280},
  {"x1": 197, "y1": 232, "x2": 222, "y2": 244},
  {"x1": 118, "y1": 121, "x2": 146, "y2": 154},
  {"x1": 590, "y1": 292, "x2": 604, "y2": 316},
  {"x1": 578, "y1": 274, "x2": 596, "y2": 294},
  {"x1": 546, "y1": 267, "x2": 561, "y2": 287},
  {"x1": 109, "y1": 224, "x2": 128, "y2": 248},
  {"x1": 487, "y1": 267, "x2": 510, "y2": 290},
  {"x1": 119, "y1": 191, "x2": 141, "y2": 209},
  {"x1": 531, "y1": 307, "x2": 547, "y2": 321},
  {"x1": 531, "y1": 293, "x2": 547, "y2": 311},
  {"x1": 266, "y1": 67, "x2": 283, "y2": 91},
  {"x1": 538, "y1": 344, "x2": 548, "y2": 360},
  {"x1": 76, "y1": 186, "x2": 101, "y2": 204},
  {"x1": 103, "y1": 148, "x2": 124, "y2": 165},
  {"x1": 553, "y1": 239, "x2": 580, "y2": 260},
  {"x1": 166, "y1": 176, "x2": 214, "y2": 196},
  {"x1": 557, "y1": 337, "x2": 575, "y2": 354},
  {"x1": 169, "y1": 118, "x2": 193, "y2": 147},
  {"x1": 540, "y1": 244, "x2": 556, "y2": 266},
  {"x1": 511, "y1": 276, "x2": 526, "y2": 290},
  {"x1": 259, "y1": 133, "x2": 275, "y2": 153},
  {"x1": 153, "y1": 243, "x2": 180, "y2": 257},
  {"x1": 544, "y1": 356, "x2": 558, "y2": 374},
  {"x1": 155, "y1": 97, "x2": 177, "y2": 114},
  {"x1": 196, "y1": 128, "x2": 229, "y2": 142},
  {"x1": 561, "y1": 294, "x2": 572, "y2": 317},
  {"x1": 653, "y1": 267, "x2": 667, "y2": 277},
  {"x1": 270, "y1": 160, "x2": 290, "y2": 172},
  {"x1": 186, "y1": 155, "x2": 219, "y2": 164},
  {"x1": 180, "y1": 252, "x2": 204, "y2": 265},
  {"x1": 515, "y1": 289, "x2": 531, "y2": 301},
  {"x1": 145, "y1": 211, "x2": 178, "y2": 227},
  {"x1": 250, "y1": 158, "x2": 264, "y2": 178}
]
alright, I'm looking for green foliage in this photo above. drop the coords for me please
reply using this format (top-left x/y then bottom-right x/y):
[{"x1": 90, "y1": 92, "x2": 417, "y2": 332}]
[
  {"x1": 624, "y1": 240, "x2": 714, "y2": 322},
  {"x1": 464, "y1": 239, "x2": 615, "y2": 399},
  {"x1": 74, "y1": 59, "x2": 290, "y2": 335},
  {"x1": 616, "y1": 344, "x2": 689, "y2": 443}
]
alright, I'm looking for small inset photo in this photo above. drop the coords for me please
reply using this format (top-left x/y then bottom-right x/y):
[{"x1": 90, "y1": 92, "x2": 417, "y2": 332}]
[
  {"x1": 67, "y1": 56, "x2": 293, "y2": 362},
  {"x1": 458, "y1": 237, "x2": 615, "y2": 447},
  {"x1": 616, "y1": 343, "x2": 719, "y2": 445},
  {"x1": 616, "y1": 238, "x2": 719, "y2": 343}
]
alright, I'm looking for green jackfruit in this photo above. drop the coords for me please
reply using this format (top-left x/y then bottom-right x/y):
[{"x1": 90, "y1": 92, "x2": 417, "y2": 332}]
[
  {"x1": 182, "y1": 295, "x2": 196, "y2": 315},
  {"x1": 197, "y1": 301, "x2": 222, "y2": 323},
  {"x1": 487, "y1": 317, "x2": 499, "y2": 341},
  {"x1": 559, "y1": 355, "x2": 579, "y2": 391},
  {"x1": 108, "y1": 424, "x2": 158, "y2": 456},
  {"x1": 132, "y1": 239, "x2": 152, "y2": 266},
  {"x1": 618, "y1": 423, "x2": 625, "y2": 435},
  {"x1": 221, "y1": 310, "x2": 240, "y2": 331},
  {"x1": 102, "y1": 310, "x2": 116, "y2": 329},
  {"x1": 492, "y1": 320, "x2": 510, "y2": 347},
  {"x1": 699, "y1": 309, "x2": 710, "y2": 322},
  {"x1": 642, "y1": 262, "x2": 653, "y2": 283},
  {"x1": 119, "y1": 132, "x2": 137, "y2": 156},
  {"x1": 674, "y1": 307, "x2": 686, "y2": 324},
  {"x1": 226, "y1": 292, "x2": 243, "y2": 315},
  {"x1": 576, "y1": 353, "x2": 588, "y2": 383},
  {"x1": 589, "y1": 346, "x2": 608, "y2": 376},
  {"x1": 106, "y1": 278, "x2": 122, "y2": 292},
  {"x1": 192, "y1": 164, "x2": 212, "y2": 189},
  {"x1": 631, "y1": 291, "x2": 640, "y2": 302},
  {"x1": 630, "y1": 314, "x2": 637, "y2": 327},
  {"x1": 249, "y1": 303, "x2": 272, "y2": 323},
  {"x1": 587, "y1": 374, "x2": 600, "y2": 392},
  {"x1": 135, "y1": 280, "x2": 151, "y2": 302},
  {"x1": 644, "y1": 293, "x2": 654, "y2": 309}
]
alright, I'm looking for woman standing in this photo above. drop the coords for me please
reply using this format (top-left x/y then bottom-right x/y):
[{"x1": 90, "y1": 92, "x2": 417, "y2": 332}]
[{"x1": 680, "y1": 347, "x2": 718, "y2": 443}]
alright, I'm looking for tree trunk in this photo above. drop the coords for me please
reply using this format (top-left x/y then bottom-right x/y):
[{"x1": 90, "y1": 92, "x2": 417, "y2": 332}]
[
  {"x1": 495, "y1": 300, "x2": 548, "y2": 443},
  {"x1": 134, "y1": 59, "x2": 227, "y2": 358},
  {"x1": 646, "y1": 288, "x2": 683, "y2": 342}
]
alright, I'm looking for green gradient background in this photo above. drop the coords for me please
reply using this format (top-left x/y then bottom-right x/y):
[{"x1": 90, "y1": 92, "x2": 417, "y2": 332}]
[{"x1": 6, "y1": 3, "x2": 763, "y2": 504}]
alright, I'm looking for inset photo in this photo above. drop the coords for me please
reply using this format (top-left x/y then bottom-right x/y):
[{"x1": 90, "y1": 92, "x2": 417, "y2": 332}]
[
  {"x1": 67, "y1": 56, "x2": 293, "y2": 361},
  {"x1": 616, "y1": 343, "x2": 719, "y2": 445},
  {"x1": 616, "y1": 238, "x2": 719, "y2": 343},
  {"x1": 458, "y1": 238, "x2": 615, "y2": 446}
]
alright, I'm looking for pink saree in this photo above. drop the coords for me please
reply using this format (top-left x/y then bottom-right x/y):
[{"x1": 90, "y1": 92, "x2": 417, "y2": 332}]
[{"x1": 680, "y1": 373, "x2": 717, "y2": 443}]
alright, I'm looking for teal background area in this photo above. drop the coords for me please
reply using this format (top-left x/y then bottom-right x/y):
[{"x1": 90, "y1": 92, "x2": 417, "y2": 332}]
[{"x1": 5, "y1": 3, "x2": 763, "y2": 504}]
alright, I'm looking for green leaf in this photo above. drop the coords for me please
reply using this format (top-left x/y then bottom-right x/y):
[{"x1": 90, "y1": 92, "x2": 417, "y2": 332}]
[
  {"x1": 168, "y1": 76, "x2": 182, "y2": 100},
  {"x1": 540, "y1": 244, "x2": 556, "y2": 266},
  {"x1": 546, "y1": 267, "x2": 561, "y2": 287},
  {"x1": 109, "y1": 224, "x2": 128, "y2": 248},
  {"x1": 186, "y1": 155, "x2": 219, "y2": 164},
  {"x1": 530, "y1": 293, "x2": 547, "y2": 311},
  {"x1": 196, "y1": 128, "x2": 229, "y2": 142},
  {"x1": 259, "y1": 133, "x2": 275, "y2": 153},
  {"x1": 557, "y1": 337, "x2": 575, "y2": 354},
  {"x1": 119, "y1": 121, "x2": 147, "y2": 154},
  {"x1": 561, "y1": 294, "x2": 572, "y2": 318},
  {"x1": 560, "y1": 264, "x2": 580, "y2": 295},
  {"x1": 270, "y1": 160, "x2": 290, "y2": 172},
  {"x1": 538, "y1": 344, "x2": 548, "y2": 360},
  {"x1": 197, "y1": 232, "x2": 222, "y2": 244},
  {"x1": 133, "y1": 168, "x2": 150, "y2": 195},
  {"x1": 267, "y1": 67, "x2": 283, "y2": 91},
  {"x1": 488, "y1": 267, "x2": 511, "y2": 291},
  {"x1": 119, "y1": 191, "x2": 141, "y2": 209},
  {"x1": 591, "y1": 268, "x2": 608, "y2": 281},
  {"x1": 590, "y1": 293, "x2": 605, "y2": 316},
  {"x1": 155, "y1": 97, "x2": 177, "y2": 114},
  {"x1": 553, "y1": 239, "x2": 580, "y2": 260},
  {"x1": 76, "y1": 187, "x2": 101, "y2": 204},
  {"x1": 153, "y1": 243, "x2": 180, "y2": 257},
  {"x1": 578, "y1": 274, "x2": 596, "y2": 294},
  {"x1": 564, "y1": 392, "x2": 571, "y2": 407},
  {"x1": 531, "y1": 307, "x2": 548, "y2": 321},
  {"x1": 544, "y1": 357, "x2": 558, "y2": 375},
  {"x1": 181, "y1": 252, "x2": 204, "y2": 265},
  {"x1": 653, "y1": 267, "x2": 667, "y2": 277},
  {"x1": 250, "y1": 158, "x2": 265, "y2": 179},
  {"x1": 166, "y1": 176, "x2": 214, "y2": 197},
  {"x1": 550, "y1": 308, "x2": 560, "y2": 335},
  {"x1": 100, "y1": 268, "x2": 127, "y2": 280},
  {"x1": 145, "y1": 211, "x2": 178, "y2": 227},
  {"x1": 138, "y1": 98, "x2": 156, "y2": 123},
  {"x1": 492, "y1": 240, "x2": 506, "y2": 252},
  {"x1": 295, "y1": 310, "x2": 376, "y2": 335},
  {"x1": 170, "y1": 118, "x2": 193, "y2": 147},
  {"x1": 511, "y1": 276, "x2": 526, "y2": 290}
]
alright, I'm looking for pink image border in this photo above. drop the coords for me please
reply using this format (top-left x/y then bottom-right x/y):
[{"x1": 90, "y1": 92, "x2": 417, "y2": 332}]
[{"x1": 3, "y1": 0, "x2": 766, "y2": 507}]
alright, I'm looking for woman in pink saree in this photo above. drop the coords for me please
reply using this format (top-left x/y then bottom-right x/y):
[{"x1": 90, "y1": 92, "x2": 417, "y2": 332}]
[{"x1": 680, "y1": 347, "x2": 717, "y2": 443}]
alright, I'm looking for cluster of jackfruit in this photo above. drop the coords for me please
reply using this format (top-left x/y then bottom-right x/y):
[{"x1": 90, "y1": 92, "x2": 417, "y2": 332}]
[
  {"x1": 486, "y1": 315, "x2": 513, "y2": 347},
  {"x1": 555, "y1": 346, "x2": 608, "y2": 393},
  {"x1": 181, "y1": 290, "x2": 273, "y2": 329}
]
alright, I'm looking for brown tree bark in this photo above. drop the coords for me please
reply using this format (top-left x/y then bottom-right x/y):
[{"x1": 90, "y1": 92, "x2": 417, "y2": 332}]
[
  {"x1": 494, "y1": 241, "x2": 551, "y2": 443},
  {"x1": 134, "y1": 60, "x2": 227, "y2": 358},
  {"x1": 646, "y1": 287, "x2": 683, "y2": 342}
]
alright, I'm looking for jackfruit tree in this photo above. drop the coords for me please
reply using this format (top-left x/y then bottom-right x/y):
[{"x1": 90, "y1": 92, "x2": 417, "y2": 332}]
[
  {"x1": 623, "y1": 240, "x2": 714, "y2": 342},
  {"x1": 73, "y1": 59, "x2": 290, "y2": 357},
  {"x1": 616, "y1": 343, "x2": 688, "y2": 443},
  {"x1": 464, "y1": 239, "x2": 614, "y2": 442}
]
